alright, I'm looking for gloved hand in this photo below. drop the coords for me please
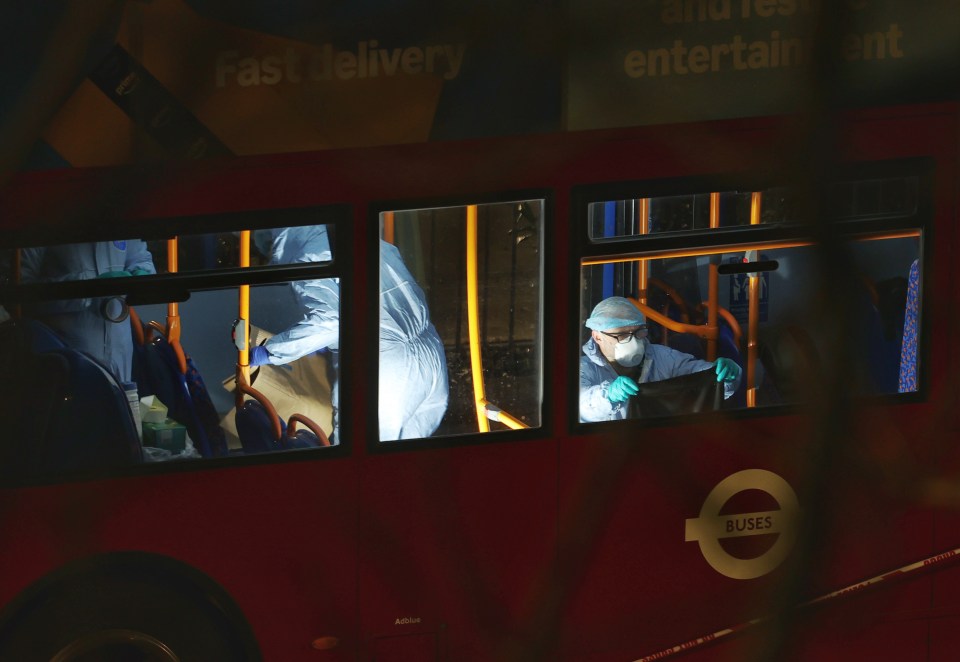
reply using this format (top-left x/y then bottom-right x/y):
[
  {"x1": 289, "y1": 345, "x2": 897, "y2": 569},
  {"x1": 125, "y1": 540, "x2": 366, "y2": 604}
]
[
  {"x1": 715, "y1": 357, "x2": 741, "y2": 383},
  {"x1": 606, "y1": 375, "x2": 639, "y2": 403},
  {"x1": 249, "y1": 345, "x2": 271, "y2": 366},
  {"x1": 129, "y1": 267, "x2": 151, "y2": 276},
  {"x1": 98, "y1": 270, "x2": 130, "y2": 278}
]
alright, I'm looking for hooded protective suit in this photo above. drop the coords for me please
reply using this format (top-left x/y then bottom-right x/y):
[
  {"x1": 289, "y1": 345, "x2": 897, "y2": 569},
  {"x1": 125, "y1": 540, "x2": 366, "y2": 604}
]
[
  {"x1": 20, "y1": 240, "x2": 156, "y2": 382},
  {"x1": 255, "y1": 226, "x2": 448, "y2": 441},
  {"x1": 579, "y1": 296, "x2": 741, "y2": 422},
  {"x1": 580, "y1": 338, "x2": 738, "y2": 422}
]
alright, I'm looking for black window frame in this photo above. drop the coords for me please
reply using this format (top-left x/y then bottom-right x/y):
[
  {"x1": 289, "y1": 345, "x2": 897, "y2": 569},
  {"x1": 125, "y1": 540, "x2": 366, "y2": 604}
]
[
  {"x1": 366, "y1": 188, "x2": 554, "y2": 454},
  {"x1": 0, "y1": 203, "x2": 352, "y2": 488},
  {"x1": 569, "y1": 158, "x2": 934, "y2": 437}
]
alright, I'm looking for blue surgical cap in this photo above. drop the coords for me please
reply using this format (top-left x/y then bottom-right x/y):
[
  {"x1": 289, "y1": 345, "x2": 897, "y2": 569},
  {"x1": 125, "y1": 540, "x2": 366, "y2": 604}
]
[{"x1": 585, "y1": 296, "x2": 646, "y2": 331}]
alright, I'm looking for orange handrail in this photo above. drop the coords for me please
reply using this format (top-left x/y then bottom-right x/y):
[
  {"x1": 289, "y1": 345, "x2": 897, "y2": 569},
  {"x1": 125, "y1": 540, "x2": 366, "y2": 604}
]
[
  {"x1": 699, "y1": 302, "x2": 743, "y2": 349},
  {"x1": 236, "y1": 378, "x2": 283, "y2": 442},
  {"x1": 130, "y1": 307, "x2": 145, "y2": 346},
  {"x1": 628, "y1": 297, "x2": 718, "y2": 342},
  {"x1": 139, "y1": 318, "x2": 188, "y2": 375},
  {"x1": 288, "y1": 413, "x2": 332, "y2": 447},
  {"x1": 137, "y1": 239, "x2": 187, "y2": 374},
  {"x1": 648, "y1": 278, "x2": 691, "y2": 323}
]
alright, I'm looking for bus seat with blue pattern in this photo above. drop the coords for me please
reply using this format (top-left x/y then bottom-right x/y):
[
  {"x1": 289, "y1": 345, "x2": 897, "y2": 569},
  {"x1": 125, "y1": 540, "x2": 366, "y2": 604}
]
[
  {"x1": 898, "y1": 260, "x2": 919, "y2": 393},
  {"x1": 131, "y1": 314, "x2": 228, "y2": 458},
  {"x1": 0, "y1": 320, "x2": 142, "y2": 478},
  {"x1": 235, "y1": 381, "x2": 287, "y2": 454},
  {"x1": 235, "y1": 381, "x2": 327, "y2": 453}
]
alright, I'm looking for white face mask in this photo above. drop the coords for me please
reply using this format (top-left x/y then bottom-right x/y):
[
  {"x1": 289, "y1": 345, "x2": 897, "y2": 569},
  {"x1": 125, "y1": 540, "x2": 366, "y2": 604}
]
[{"x1": 613, "y1": 336, "x2": 646, "y2": 367}]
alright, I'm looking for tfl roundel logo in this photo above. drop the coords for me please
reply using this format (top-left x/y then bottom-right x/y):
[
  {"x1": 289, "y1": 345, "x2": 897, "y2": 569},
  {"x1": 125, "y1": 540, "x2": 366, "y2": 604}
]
[{"x1": 684, "y1": 469, "x2": 800, "y2": 580}]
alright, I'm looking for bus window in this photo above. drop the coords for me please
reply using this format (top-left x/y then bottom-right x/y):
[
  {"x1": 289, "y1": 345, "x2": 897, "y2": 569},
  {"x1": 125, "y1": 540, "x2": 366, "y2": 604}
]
[
  {"x1": 827, "y1": 177, "x2": 920, "y2": 220},
  {"x1": 0, "y1": 220, "x2": 340, "y2": 481},
  {"x1": 587, "y1": 176, "x2": 918, "y2": 241},
  {"x1": 578, "y1": 176, "x2": 923, "y2": 424},
  {"x1": 145, "y1": 228, "x2": 335, "y2": 274},
  {"x1": 587, "y1": 188, "x2": 801, "y2": 240},
  {"x1": 378, "y1": 199, "x2": 543, "y2": 441},
  {"x1": 136, "y1": 281, "x2": 337, "y2": 454}
]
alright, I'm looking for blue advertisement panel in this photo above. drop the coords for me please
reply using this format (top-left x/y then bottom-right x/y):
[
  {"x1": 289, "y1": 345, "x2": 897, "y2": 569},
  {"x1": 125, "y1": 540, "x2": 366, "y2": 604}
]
[{"x1": 728, "y1": 256, "x2": 770, "y2": 324}]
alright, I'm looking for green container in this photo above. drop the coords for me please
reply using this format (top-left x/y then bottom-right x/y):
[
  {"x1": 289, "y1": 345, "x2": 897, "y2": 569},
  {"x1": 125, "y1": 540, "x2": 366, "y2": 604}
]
[{"x1": 143, "y1": 419, "x2": 187, "y2": 453}]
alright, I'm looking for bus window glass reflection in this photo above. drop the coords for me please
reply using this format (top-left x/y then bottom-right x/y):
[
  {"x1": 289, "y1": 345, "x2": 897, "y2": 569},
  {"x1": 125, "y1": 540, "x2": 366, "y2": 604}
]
[
  {"x1": 0, "y1": 221, "x2": 339, "y2": 480},
  {"x1": 580, "y1": 182, "x2": 922, "y2": 422},
  {"x1": 379, "y1": 199, "x2": 544, "y2": 440}
]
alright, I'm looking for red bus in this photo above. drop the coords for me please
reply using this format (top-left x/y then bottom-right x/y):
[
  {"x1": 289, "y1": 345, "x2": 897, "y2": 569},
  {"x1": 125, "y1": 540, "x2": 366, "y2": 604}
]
[{"x1": 0, "y1": 99, "x2": 957, "y2": 662}]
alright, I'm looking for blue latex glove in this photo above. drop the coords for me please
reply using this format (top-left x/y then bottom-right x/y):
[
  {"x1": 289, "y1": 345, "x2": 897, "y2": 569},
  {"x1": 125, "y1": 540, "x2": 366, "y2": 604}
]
[
  {"x1": 98, "y1": 270, "x2": 130, "y2": 278},
  {"x1": 715, "y1": 357, "x2": 741, "y2": 383},
  {"x1": 607, "y1": 375, "x2": 639, "y2": 403},
  {"x1": 129, "y1": 267, "x2": 151, "y2": 276},
  {"x1": 249, "y1": 345, "x2": 271, "y2": 366}
]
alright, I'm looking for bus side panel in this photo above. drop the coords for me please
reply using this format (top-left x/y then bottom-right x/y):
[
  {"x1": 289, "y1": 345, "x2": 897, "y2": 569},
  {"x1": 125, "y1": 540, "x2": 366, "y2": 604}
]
[
  {"x1": 557, "y1": 105, "x2": 959, "y2": 662},
  {"x1": 929, "y1": 615, "x2": 960, "y2": 662},
  {"x1": 358, "y1": 439, "x2": 558, "y2": 661},
  {"x1": 675, "y1": 616, "x2": 931, "y2": 662},
  {"x1": 0, "y1": 459, "x2": 360, "y2": 661},
  {"x1": 895, "y1": 104, "x2": 960, "y2": 662},
  {"x1": 556, "y1": 421, "x2": 936, "y2": 662}
]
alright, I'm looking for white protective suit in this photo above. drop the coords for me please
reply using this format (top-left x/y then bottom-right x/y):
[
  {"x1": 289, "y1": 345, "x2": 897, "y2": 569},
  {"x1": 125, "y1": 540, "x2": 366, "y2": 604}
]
[
  {"x1": 579, "y1": 337, "x2": 740, "y2": 422},
  {"x1": 20, "y1": 240, "x2": 156, "y2": 382},
  {"x1": 256, "y1": 226, "x2": 449, "y2": 441}
]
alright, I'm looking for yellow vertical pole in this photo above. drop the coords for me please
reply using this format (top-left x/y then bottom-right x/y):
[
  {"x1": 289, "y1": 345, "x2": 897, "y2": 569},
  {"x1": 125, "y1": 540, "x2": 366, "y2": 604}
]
[
  {"x1": 238, "y1": 231, "x2": 251, "y2": 396},
  {"x1": 750, "y1": 192, "x2": 762, "y2": 226},
  {"x1": 636, "y1": 198, "x2": 650, "y2": 304},
  {"x1": 466, "y1": 205, "x2": 490, "y2": 432},
  {"x1": 706, "y1": 193, "x2": 721, "y2": 361},
  {"x1": 746, "y1": 192, "x2": 762, "y2": 408},
  {"x1": 709, "y1": 192, "x2": 720, "y2": 229},
  {"x1": 166, "y1": 238, "x2": 181, "y2": 344},
  {"x1": 383, "y1": 211, "x2": 395, "y2": 245},
  {"x1": 707, "y1": 265, "x2": 719, "y2": 362}
]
